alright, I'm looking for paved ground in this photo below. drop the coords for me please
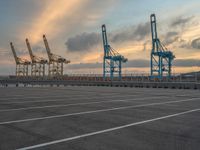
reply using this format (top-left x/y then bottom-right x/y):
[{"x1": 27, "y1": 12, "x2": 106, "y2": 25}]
[{"x1": 0, "y1": 86, "x2": 199, "y2": 150}]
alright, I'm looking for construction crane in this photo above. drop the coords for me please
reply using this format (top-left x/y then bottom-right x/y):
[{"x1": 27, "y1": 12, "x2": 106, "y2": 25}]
[
  {"x1": 26, "y1": 38, "x2": 48, "y2": 77},
  {"x1": 43, "y1": 35, "x2": 70, "y2": 76},
  {"x1": 150, "y1": 14, "x2": 175, "y2": 79},
  {"x1": 10, "y1": 42, "x2": 31, "y2": 77},
  {"x1": 102, "y1": 24, "x2": 128, "y2": 80}
]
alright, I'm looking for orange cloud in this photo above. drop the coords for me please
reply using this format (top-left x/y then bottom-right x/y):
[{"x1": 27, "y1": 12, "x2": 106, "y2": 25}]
[
  {"x1": 23, "y1": 0, "x2": 89, "y2": 44},
  {"x1": 82, "y1": 52, "x2": 102, "y2": 63},
  {"x1": 181, "y1": 24, "x2": 200, "y2": 40}
]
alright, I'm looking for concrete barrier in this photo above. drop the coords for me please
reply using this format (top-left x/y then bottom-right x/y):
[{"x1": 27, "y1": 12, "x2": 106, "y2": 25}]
[{"x1": 1, "y1": 79, "x2": 200, "y2": 90}]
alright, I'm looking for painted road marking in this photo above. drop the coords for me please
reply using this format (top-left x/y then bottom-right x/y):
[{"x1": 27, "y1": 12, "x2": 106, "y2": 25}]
[
  {"x1": 17, "y1": 108, "x2": 200, "y2": 150},
  {"x1": 0, "y1": 93, "x2": 124, "y2": 101},
  {"x1": 0, "y1": 97, "x2": 199, "y2": 125},
  {"x1": 0, "y1": 94, "x2": 142, "y2": 104},
  {"x1": 0, "y1": 96, "x2": 165, "y2": 112}
]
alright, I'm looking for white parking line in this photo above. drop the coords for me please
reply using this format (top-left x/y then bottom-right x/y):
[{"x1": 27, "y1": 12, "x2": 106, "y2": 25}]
[
  {"x1": 0, "y1": 93, "x2": 122, "y2": 101},
  {"x1": 0, "y1": 87, "x2": 148, "y2": 96},
  {"x1": 0, "y1": 97, "x2": 199, "y2": 125},
  {"x1": 0, "y1": 94, "x2": 140, "y2": 104},
  {"x1": 17, "y1": 108, "x2": 200, "y2": 150},
  {"x1": 2, "y1": 88, "x2": 169, "y2": 100},
  {"x1": 0, "y1": 96, "x2": 164, "y2": 112}
]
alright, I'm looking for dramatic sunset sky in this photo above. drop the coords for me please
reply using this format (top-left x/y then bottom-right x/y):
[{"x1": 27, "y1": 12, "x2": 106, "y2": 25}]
[{"x1": 0, "y1": 0, "x2": 200, "y2": 75}]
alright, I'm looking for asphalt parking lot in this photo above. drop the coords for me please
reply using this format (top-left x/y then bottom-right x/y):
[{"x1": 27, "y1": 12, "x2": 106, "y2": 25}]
[{"x1": 0, "y1": 86, "x2": 199, "y2": 150}]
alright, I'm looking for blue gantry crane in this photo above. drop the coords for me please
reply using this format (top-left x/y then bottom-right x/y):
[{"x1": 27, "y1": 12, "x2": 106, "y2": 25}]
[
  {"x1": 150, "y1": 14, "x2": 175, "y2": 79},
  {"x1": 102, "y1": 24, "x2": 128, "y2": 80}
]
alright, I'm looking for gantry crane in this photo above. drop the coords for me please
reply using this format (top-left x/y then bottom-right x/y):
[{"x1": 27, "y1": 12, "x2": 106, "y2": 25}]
[
  {"x1": 10, "y1": 42, "x2": 31, "y2": 77},
  {"x1": 150, "y1": 14, "x2": 175, "y2": 79},
  {"x1": 26, "y1": 38, "x2": 48, "y2": 77},
  {"x1": 102, "y1": 24, "x2": 128, "y2": 80},
  {"x1": 43, "y1": 35, "x2": 70, "y2": 76}
]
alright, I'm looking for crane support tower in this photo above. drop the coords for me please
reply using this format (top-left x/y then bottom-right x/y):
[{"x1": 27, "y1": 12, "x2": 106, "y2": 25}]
[
  {"x1": 43, "y1": 35, "x2": 70, "y2": 76},
  {"x1": 102, "y1": 24, "x2": 127, "y2": 80},
  {"x1": 26, "y1": 38, "x2": 48, "y2": 77},
  {"x1": 150, "y1": 14, "x2": 175, "y2": 79},
  {"x1": 10, "y1": 42, "x2": 31, "y2": 77}
]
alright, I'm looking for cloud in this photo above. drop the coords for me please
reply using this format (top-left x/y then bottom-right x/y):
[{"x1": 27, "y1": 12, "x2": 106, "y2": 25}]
[
  {"x1": 21, "y1": 0, "x2": 117, "y2": 45},
  {"x1": 171, "y1": 16, "x2": 194, "y2": 27},
  {"x1": 111, "y1": 22, "x2": 150, "y2": 43},
  {"x1": 176, "y1": 37, "x2": 200, "y2": 50},
  {"x1": 6, "y1": 43, "x2": 47, "y2": 61},
  {"x1": 16, "y1": 49, "x2": 28, "y2": 56},
  {"x1": 67, "y1": 58, "x2": 200, "y2": 70},
  {"x1": 31, "y1": 45, "x2": 47, "y2": 54},
  {"x1": 157, "y1": 16, "x2": 199, "y2": 50},
  {"x1": 65, "y1": 32, "x2": 101, "y2": 52},
  {"x1": 65, "y1": 22, "x2": 151, "y2": 52},
  {"x1": 191, "y1": 38, "x2": 200, "y2": 49},
  {"x1": 163, "y1": 31, "x2": 179, "y2": 45},
  {"x1": 22, "y1": 0, "x2": 89, "y2": 44},
  {"x1": 174, "y1": 59, "x2": 200, "y2": 67},
  {"x1": 2, "y1": 0, "x2": 119, "y2": 75},
  {"x1": 133, "y1": 22, "x2": 151, "y2": 40},
  {"x1": 64, "y1": 14, "x2": 197, "y2": 55},
  {"x1": 0, "y1": 48, "x2": 11, "y2": 57},
  {"x1": 1, "y1": 1, "x2": 200, "y2": 75},
  {"x1": 178, "y1": 39, "x2": 191, "y2": 49},
  {"x1": 68, "y1": 62, "x2": 102, "y2": 69},
  {"x1": 68, "y1": 59, "x2": 149, "y2": 69},
  {"x1": 125, "y1": 59, "x2": 149, "y2": 68}
]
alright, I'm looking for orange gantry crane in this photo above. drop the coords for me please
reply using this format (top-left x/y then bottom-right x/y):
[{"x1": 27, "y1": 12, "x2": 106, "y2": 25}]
[
  {"x1": 43, "y1": 34, "x2": 70, "y2": 76},
  {"x1": 26, "y1": 38, "x2": 48, "y2": 77},
  {"x1": 10, "y1": 42, "x2": 31, "y2": 77}
]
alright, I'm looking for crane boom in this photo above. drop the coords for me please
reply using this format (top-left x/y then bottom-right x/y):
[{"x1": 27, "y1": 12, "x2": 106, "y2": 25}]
[
  {"x1": 102, "y1": 25, "x2": 108, "y2": 46},
  {"x1": 10, "y1": 42, "x2": 19, "y2": 64},
  {"x1": 26, "y1": 38, "x2": 34, "y2": 62},
  {"x1": 102, "y1": 24, "x2": 109, "y2": 57},
  {"x1": 43, "y1": 34, "x2": 52, "y2": 61},
  {"x1": 150, "y1": 14, "x2": 159, "y2": 52}
]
